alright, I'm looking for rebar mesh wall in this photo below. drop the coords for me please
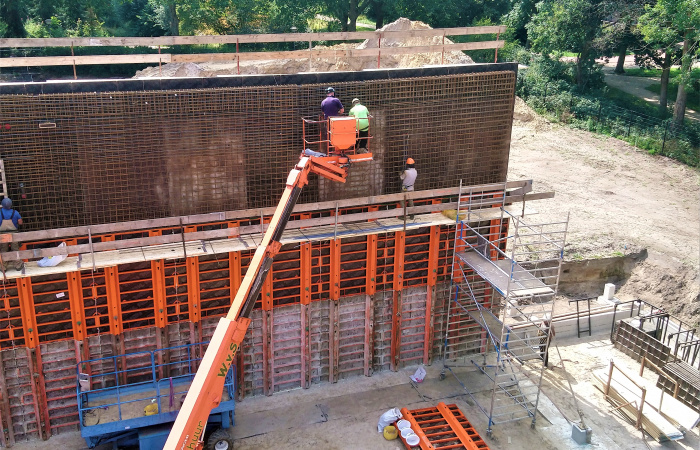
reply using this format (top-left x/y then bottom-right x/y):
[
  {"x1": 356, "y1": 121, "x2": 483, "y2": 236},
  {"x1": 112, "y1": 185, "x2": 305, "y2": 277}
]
[{"x1": 0, "y1": 66, "x2": 515, "y2": 231}]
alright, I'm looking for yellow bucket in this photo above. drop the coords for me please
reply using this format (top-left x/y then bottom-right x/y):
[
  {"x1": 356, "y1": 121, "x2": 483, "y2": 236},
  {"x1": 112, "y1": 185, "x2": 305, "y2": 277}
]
[
  {"x1": 383, "y1": 425, "x2": 398, "y2": 440},
  {"x1": 144, "y1": 403, "x2": 159, "y2": 416}
]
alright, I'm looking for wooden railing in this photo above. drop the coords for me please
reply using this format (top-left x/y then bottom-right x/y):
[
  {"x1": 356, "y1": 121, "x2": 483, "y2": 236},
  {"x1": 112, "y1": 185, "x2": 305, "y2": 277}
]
[{"x1": 0, "y1": 26, "x2": 505, "y2": 70}]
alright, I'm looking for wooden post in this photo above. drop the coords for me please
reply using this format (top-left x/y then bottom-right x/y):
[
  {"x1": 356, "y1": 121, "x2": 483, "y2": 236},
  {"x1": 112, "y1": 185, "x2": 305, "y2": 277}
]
[
  {"x1": 70, "y1": 42, "x2": 77, "y2": 79},
  {"x1": 604, "y1": 360, "x2": 614, "y2": 398},
  {"x1": 637, "y1": 387, "x2": 646, "y2": 429},
  {"x1": 441, "y1": 33, "x2": 445, "y2": 65},
  {"x1": 494, "y1": 31, "x2": 500, "y2": 63}
]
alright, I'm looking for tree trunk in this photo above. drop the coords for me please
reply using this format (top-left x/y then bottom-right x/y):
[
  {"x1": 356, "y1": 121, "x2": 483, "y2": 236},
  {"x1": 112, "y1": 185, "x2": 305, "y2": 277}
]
[
  {"x1": 659, "y1": 49, "x2": 671, "y2": 115},
  {"x1": 340, "y1": 9, "x2": 349, "y2": 32},
  {"x1": 614, "y1": 43, "x2": 627, "y2": 74},
  {"x1": 673, "y1": 38, "x2": 690, "y2": 124},
  {"x1": 168, "y1": 1, "x2": 179, "y2": 36},
  {"x1": 371, "y1": 0, "x2": 384, "y2": 29},
  {"x1": 576, "y1": 45, "x2": 589, "y2": 89},
  {"x1": 348, "y1": 0, "x2": 358, "y2": 32}
]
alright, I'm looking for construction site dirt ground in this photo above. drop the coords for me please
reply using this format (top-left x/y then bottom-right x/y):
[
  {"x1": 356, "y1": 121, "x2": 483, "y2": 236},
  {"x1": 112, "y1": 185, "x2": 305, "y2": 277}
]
[
  {"x1": 16, "y1": 336, "x2": 699, "y2": 449},
  {"x1": 230, "y1": 335, "x2": 700, "y2": 450},
  {"x1": 9, "y1": 97, "x2": 700, "y2": 450}
]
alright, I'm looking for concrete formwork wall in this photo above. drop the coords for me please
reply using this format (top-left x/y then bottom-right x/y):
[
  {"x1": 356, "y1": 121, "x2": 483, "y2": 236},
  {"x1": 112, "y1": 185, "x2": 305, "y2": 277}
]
[
  {"x1": 0, "y1": 210, "x2": 511, "y2": 447},
  {"x1": 0, "y1": 64, "x2": 515, "y2": 231},
  {"x1": 0, "y1": 64, "x2": 516, "y2": 445}
]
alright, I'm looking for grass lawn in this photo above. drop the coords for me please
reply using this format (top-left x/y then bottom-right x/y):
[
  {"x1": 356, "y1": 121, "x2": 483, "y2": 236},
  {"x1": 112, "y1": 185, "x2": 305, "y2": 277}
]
[
  {"x1": 623, "y1": 67, "x2": 700, "y2": 79},
  {"x1": 645, "y1": 82, "x2": 700, "y2": 111},
  {"x1": 603, "y1": 86, "x2": 665, "y2": 117}
]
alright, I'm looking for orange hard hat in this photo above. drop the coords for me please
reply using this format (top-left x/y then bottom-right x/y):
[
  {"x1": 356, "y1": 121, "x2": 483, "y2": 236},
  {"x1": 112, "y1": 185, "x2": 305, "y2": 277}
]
[{"x1": 406, "y1": 157, "x2": 415, "y2": 164}]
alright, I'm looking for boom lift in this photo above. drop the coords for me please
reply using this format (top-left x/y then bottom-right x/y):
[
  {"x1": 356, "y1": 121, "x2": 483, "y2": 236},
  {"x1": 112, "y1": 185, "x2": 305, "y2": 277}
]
[{"x1": 164, "y1": 117, "x2": 373, "y2": 449}]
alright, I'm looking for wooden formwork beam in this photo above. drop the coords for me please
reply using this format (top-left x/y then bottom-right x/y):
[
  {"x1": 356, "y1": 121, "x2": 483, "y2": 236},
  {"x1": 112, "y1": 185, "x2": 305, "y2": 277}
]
[
  {"x1": 329, "y1": 299, "x2": 340, "y2": 383},
  {"x1": 262, "y1": 309, "x2": 274, "y2": 396},
  {"x1": 391, "y1": 290, "x2": 402, "y2": 372},
  {"x1": 364, "y1": 294, "x2": 374, "y2": 377},
  {"x1": 26, "y1": 348, "x2": 48, "y2": 441},
  {"x1": 301, "y1": 303, "x2": 311, "y2": 389},
  {"x1": 0, "y1": 351, "x2": 14, "y2": 446}
]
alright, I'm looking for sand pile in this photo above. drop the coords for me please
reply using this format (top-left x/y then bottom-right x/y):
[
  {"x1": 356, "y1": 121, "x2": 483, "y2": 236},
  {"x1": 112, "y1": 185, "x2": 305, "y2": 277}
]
[
  {"x1": 134, "y1": 18, "x2": 473, "y2": 78},
  {"x1": 357, "y1": 18, "x2": 473, "y2": 67}
]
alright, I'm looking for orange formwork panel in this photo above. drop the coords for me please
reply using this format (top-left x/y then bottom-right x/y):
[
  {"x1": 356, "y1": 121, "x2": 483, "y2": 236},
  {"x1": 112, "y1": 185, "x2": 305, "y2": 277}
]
[{"x1": 399, "y1": 402, "x2": 489, "y2": 450}]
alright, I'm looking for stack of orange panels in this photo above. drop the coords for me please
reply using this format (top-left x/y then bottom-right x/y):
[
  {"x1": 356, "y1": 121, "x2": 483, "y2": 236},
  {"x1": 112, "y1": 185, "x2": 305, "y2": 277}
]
[{"x1": 398, "y1": 402, "x2": 490, "y2": 450}]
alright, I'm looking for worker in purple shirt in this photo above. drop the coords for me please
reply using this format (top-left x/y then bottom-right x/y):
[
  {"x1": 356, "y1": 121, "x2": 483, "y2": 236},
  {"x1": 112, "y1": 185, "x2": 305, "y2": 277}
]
[
  {"x1": 321, "y1": 87, "x2": 344, "y2": 118},
  {"x1": 320, "y1": 87, "x2": 344, "y2": 152}
]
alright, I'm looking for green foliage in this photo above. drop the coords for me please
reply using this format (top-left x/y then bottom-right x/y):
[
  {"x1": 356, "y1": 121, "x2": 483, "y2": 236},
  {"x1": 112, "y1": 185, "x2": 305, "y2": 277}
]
[
  {"x1": 637, "y1": 0, "x2": 700, "y2": 121},
  {"x1": 112, "y1": 0, "x2": 166, "y2": 36},
  {"x1": 503, "y1": 0, "x2": 537, "y2": 46},
  {"x1": 526, "y1": 0, "x2": 605, "y2": 88},
  {"x1": 516, "y1": 46, "x2": 700, "y2": 167},
  {"x1": 0, "y1": 0, "x2": 27, "y2": 37}
]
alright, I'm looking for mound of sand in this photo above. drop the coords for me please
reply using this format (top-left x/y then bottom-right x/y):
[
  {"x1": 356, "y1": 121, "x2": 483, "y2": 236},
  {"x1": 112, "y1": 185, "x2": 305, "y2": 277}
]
[{"x1": 134, "y1": 18, "x2": 473, "y2": 78}]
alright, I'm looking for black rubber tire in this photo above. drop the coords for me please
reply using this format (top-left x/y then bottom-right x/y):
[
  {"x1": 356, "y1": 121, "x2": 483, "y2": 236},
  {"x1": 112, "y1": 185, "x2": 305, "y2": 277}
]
[{"x1": 206, "y1": 428, "x2": 234, "y2": 450}]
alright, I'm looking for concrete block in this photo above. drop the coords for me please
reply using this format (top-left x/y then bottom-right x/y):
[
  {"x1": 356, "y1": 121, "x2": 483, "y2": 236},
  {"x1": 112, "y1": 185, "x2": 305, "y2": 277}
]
[{"x1": 571, "y1": 423, "x2": 592, "y2": 444}]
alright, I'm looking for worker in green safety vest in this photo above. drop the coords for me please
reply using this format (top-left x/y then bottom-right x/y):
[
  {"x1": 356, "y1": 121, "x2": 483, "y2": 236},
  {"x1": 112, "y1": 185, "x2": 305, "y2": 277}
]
[{"x1": 348, "y1": 98, "x2": 370, "y2": 153}]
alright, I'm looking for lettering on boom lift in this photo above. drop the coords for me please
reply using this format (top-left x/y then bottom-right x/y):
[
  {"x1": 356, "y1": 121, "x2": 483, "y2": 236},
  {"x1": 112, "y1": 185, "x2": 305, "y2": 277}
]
[
  {"x1": 185, "y1": 421, "x2": 204, "y2": 449},
  {"x1": 218, "y1": 342, "x2": 238, "y2": 377}
]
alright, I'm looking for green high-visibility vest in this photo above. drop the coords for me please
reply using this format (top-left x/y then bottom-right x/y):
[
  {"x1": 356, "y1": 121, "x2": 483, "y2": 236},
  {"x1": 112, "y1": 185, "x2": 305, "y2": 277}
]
[{"x1": 349, "y1": 104, "x2": 370, "y2": 131}]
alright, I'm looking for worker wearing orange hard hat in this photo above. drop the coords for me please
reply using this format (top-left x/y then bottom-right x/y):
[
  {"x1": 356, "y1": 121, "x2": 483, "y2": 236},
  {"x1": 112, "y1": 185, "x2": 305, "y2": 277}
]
[{"x1": 400, "y1": 158, "x2": 417, "y2": 220}]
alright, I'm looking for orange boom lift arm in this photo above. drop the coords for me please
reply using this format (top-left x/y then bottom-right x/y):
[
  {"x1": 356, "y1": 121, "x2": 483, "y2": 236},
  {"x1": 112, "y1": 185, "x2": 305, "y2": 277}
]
[{"x1": 165, "y1": 136, "x2": 372, "y2": 449}]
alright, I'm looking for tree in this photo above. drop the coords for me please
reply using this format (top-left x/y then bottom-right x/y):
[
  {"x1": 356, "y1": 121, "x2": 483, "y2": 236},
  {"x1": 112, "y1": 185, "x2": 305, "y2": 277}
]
[
  {"x1": 596, "y1": 1, "x2": 646, "y2": 74},
  {"x1": 527, "y1": 0, "x2": 606, "y2": 89},
  {"x1": 321, "y1": 0, "x2": 369, "y2": 32},
  {"x1": 638, "y1": 0, "x2": 700, "y2": 123},
  {"x1": 113, "y1": 0, "x2": 167, "y2": 36},
  {"x1": 0, "y1": 0, "x2": 27, "y2": 37},
  {"x1": 633, "y1": 40, "x2": 683, "y2": 115},
  {"x1": 504, "y1": 0, "x2": 538, "y2": 47}
]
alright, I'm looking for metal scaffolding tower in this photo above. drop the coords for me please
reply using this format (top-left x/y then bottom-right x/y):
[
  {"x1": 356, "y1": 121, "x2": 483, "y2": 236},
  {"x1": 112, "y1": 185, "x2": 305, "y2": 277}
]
[{"x1": 441, "y1": 183, "x2": 569, "y2": 436}]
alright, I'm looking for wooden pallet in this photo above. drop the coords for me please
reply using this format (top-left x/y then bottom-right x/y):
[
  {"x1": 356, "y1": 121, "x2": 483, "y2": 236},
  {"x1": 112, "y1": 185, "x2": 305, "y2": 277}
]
[{"x1": 399, "y1": 402, "x2": 489, "y2": 450}]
